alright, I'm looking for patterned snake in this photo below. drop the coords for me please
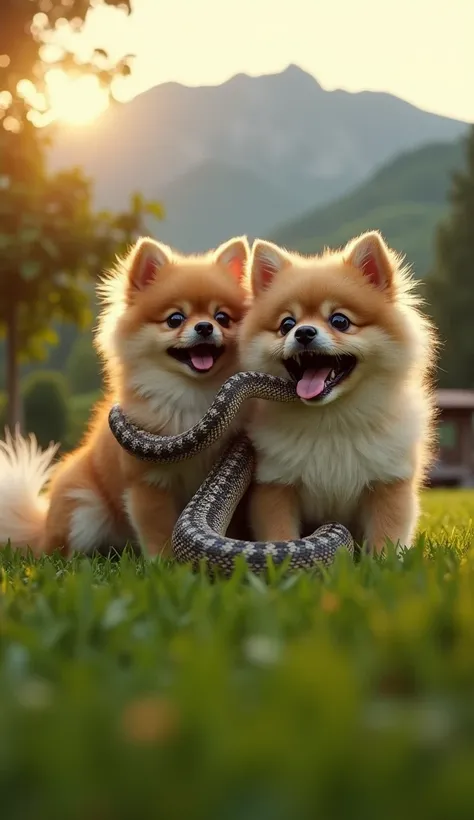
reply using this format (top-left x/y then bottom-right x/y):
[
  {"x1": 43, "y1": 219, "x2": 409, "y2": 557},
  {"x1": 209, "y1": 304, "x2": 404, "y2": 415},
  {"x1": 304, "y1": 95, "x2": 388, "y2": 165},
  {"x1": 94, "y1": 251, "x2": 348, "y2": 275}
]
[{"x1": 108, "y1": 372, "x2": 354, "y2": 574}]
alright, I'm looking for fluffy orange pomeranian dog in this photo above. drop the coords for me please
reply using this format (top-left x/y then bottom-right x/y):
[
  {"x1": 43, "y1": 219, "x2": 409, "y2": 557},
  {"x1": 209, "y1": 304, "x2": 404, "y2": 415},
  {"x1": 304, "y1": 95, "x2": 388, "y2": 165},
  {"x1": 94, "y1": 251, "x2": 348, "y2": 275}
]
[
  {"x1": 239, "y1": 231, "x2": 436, "y2": 553},
  {"x1": 0, "y1": 235, "x2": 250, "y2": 556}
]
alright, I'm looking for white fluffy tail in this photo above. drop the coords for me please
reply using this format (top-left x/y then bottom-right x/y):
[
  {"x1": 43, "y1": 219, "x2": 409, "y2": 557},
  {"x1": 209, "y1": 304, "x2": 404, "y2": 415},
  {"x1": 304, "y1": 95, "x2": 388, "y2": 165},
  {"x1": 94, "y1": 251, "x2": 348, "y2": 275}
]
[{"x1": 0, "y1": 429, "x2": 59, "y2": 550}]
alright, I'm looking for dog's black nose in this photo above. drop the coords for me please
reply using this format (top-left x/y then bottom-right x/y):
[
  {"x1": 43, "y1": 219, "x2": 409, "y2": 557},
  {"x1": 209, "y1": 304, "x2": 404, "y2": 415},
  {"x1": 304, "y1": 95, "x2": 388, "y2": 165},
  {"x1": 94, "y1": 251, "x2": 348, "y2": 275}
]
[
  {"x1": 195, "y1": 321, "x2": 214, "y2": 338},
  {"x1": 295, "y1": 325, "x2": 317, "y2": 346}
]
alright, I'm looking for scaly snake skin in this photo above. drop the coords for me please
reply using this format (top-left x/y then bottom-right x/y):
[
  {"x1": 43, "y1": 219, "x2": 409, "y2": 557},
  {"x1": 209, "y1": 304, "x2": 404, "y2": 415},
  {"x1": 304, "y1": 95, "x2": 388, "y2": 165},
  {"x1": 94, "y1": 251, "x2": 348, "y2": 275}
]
[{"x1": 108, "y1": 372, "x2": 354, "y2": 574}]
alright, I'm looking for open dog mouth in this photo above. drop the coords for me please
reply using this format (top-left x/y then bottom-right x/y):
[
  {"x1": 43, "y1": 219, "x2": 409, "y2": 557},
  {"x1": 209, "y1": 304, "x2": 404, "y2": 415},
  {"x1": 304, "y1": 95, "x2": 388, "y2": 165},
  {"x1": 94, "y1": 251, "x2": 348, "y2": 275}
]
[
  {"x1": 283, "y1": 352, "x2": 357, "y2": 400},
  {"x1": 167, "y1": 344, "x2": 224, "y2": 373}
]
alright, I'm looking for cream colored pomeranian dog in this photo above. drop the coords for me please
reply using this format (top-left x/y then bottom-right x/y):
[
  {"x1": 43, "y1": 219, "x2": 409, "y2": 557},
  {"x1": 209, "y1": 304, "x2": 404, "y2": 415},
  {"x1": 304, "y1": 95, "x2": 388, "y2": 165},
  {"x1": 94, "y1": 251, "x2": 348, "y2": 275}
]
[
  {"x1": 239, "y1": 231, "x2": 437, "y2": 553},
  {"x1": 0, "y1": 235, "x2": 250, "y2": 556}
]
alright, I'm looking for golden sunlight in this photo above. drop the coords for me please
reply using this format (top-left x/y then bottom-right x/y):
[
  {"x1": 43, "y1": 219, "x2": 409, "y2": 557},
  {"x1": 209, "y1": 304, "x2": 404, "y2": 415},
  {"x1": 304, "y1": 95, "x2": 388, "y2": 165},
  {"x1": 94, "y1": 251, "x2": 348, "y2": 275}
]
[{"x1": 45, "y1": 68, "x2": 109, "y2": 126}]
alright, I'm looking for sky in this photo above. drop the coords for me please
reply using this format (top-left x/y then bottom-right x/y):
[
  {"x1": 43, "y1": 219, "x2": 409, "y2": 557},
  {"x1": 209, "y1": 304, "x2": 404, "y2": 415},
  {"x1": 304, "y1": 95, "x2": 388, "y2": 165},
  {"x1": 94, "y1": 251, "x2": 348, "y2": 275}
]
[{"x1": 80, "y1": 0, "x2": 473, "y2": 123}]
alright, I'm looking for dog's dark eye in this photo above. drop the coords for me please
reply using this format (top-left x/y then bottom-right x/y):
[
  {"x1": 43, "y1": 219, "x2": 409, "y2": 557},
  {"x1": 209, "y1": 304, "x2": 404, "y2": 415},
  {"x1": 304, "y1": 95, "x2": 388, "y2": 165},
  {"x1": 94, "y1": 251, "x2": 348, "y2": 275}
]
[
  {"x1": 280, "y1": 317, "x2": 296, "y2": 335},
  {"x1": 215, "y1": 311, "x2": 231, "y2": 328},
  {"x1": 167, "y1": 312, "x2": 186, "y2": 329},
  {"x1": 329, "y1": 313, "x2": 351, "y2": 332}
]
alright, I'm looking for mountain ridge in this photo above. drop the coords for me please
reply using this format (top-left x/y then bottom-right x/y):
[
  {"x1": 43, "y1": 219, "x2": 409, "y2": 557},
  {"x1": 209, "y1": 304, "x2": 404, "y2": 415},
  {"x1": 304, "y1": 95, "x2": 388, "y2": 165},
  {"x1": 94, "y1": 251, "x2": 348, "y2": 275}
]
[
  {"x1": 49, "y1": 64, "x2": 468, "y2": 252},
  {"x1": 269, "y1": 138, "x2": 466, "y2": 276}
]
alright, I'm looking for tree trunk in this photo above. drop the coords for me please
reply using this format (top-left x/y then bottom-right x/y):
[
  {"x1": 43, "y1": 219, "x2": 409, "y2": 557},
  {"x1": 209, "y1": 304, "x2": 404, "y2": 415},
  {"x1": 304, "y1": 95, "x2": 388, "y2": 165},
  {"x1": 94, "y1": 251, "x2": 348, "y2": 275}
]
[{"x1": 6, "y1": 303, "x2": 22, "y2": 432}]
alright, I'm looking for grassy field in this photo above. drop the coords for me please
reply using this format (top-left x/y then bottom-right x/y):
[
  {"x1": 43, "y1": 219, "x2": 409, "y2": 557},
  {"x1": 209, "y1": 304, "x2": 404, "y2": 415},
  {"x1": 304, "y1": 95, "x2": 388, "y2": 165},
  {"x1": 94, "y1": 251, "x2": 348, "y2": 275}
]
[{"x1": 1, "y1": 490, "x2": 474, "y2": 819}]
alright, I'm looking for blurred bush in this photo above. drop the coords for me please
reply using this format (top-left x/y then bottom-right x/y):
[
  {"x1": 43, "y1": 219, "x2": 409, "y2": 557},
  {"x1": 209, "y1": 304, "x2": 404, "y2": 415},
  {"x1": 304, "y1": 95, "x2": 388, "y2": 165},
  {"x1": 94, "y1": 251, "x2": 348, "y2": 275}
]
[
  {"x1": 0, "y1": 376, "x2": 101, "y2": 451},
  {"x1": 22, "y1": 370, "x2": 70, "y2": 448},
  {"x1": 64, "y1": 389, "x2": 101, "y2": 450},
  {"x1": 0, "y1": 392, "x2": 7, "y2": 432},
  {"x1": 66, "y1": 335, "x2": 103, "y2": 395}
]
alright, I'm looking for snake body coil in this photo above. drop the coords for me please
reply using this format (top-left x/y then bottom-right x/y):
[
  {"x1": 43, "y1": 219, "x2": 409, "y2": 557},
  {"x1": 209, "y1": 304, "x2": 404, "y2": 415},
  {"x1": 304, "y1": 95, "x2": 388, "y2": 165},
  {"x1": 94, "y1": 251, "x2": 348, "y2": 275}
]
[
  {"x1": 108, "y1": 372, "x2": 298, "y2": 463},
  {"x1": 108, "y1": 372, "x2": 354, "y2": 574}
]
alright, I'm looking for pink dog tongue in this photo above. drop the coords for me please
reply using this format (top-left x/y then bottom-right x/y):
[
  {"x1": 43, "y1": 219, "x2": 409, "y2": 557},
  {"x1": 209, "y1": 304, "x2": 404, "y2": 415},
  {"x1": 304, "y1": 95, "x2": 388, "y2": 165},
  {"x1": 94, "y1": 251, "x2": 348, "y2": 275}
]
[
  {"x1": 190, "y1": 350, "x2": 214, "y2": 371},
  {"x1": 296, "y1": 367, "x2": 332, "y2": 400}
]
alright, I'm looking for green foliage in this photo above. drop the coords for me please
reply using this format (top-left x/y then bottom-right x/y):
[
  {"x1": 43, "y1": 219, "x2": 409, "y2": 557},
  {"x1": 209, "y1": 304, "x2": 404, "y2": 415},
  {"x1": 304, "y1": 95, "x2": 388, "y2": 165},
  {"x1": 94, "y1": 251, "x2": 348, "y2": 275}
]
[
  {"x1": 65, "y1": 389, "x2": 101, "y2": 450},
  {"x1": 0, "y1": 104, "x2": 163, "y2": 366},
  {"x1": 426, "y1": 127, "x2": 474, "y2": 388},
  {"x1": 0, "y1": 155, "x2": 96, "y2": 356},
  {"x1": 0, "y1": 490, "x2": 473, "y2": 817},
  {"x1": 0, "y1": 141, "x2": 163, "y2": 425},
  {"x1": 0, "y1": 1, "x2": 165, "y2": 431},
  {"x1": 23, "y1": 369, "x2": 69, "y2": 446},
  {"x1": 66, "y1": 335, "x2": 102, "y2": 395},
  {"x1": 271, "y1": 140, "x2": 465, "y2": 277}
]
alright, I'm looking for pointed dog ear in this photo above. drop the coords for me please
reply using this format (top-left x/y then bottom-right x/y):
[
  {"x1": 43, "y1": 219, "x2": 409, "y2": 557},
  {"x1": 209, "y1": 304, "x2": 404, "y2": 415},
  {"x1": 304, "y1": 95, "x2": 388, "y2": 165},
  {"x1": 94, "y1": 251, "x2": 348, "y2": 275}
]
[
  {"x1": 127, "y1": 237, "x2": 173, "y2": 292},
  {"x1": 344, "y1": 231, "x2": 396, "y2": 293},
  {"x1": 214, "y1": 236, "x2": 250, "y2": 283},
  {"x1": 250, "y1": 239, "x2": 291, "y2": 294}
]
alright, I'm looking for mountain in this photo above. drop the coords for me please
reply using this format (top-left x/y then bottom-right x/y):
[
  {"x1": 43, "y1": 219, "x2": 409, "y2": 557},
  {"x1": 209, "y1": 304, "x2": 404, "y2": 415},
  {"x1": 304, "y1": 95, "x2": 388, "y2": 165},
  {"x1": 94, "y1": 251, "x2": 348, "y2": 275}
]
[
  {"x1": 154, "y1": 161, "x2": 303, "y2": 252},
  {"x1": 270, "y1": 139, "x2": 466, "y2": 276},
  {"x1": 49, "y1": 65, "x2": 468, "y2": 251}
]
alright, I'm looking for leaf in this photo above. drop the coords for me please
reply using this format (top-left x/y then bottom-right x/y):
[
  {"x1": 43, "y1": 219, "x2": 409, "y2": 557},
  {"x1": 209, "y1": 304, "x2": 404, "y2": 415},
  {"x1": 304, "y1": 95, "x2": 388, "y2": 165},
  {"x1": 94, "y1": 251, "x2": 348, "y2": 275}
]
[
  {"x1": 131, "y1": 192, "x2": 144, "y2": 213},
  {"x1": 38, "y1": 327, "x2": 58, "y2": 346},
  {"x1": 19, "y1": 228, "x2": 41, "y2": 244},
  {"x1": 145, "y1": 201, "x2": 165, "y2": 220},
  {"x1": 40, "y1": 237, "x2": 60, "y2": 258},
  {"x1": 20, "y1": 260, "x2": 41, "y2": 281}
]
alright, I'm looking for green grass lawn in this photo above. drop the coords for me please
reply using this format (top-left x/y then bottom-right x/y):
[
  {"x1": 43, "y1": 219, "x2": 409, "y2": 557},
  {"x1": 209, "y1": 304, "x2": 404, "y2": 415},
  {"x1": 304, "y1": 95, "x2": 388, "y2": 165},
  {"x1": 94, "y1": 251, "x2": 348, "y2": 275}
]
[{"x1": 2, "y1": 490, "x2": 474, "y2": 819}]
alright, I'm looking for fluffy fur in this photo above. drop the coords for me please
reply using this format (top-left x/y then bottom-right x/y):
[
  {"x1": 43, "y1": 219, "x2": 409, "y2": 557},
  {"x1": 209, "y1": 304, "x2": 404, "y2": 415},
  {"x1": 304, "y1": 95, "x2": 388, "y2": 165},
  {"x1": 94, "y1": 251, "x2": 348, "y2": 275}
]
[
  {"x1": 239, "y1": 231, "x2": 437, "y2": 553},
  {"x1": 0, "y1": 235, "x2": 250, "y2": 556}
]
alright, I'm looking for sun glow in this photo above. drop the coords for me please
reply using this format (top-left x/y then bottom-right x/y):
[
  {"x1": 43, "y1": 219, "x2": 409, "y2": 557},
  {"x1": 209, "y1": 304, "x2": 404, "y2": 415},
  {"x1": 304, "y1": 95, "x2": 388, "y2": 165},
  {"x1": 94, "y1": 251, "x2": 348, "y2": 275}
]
[{"x1": 45, "y1": 68, "x2": 109, "y2": 126}]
